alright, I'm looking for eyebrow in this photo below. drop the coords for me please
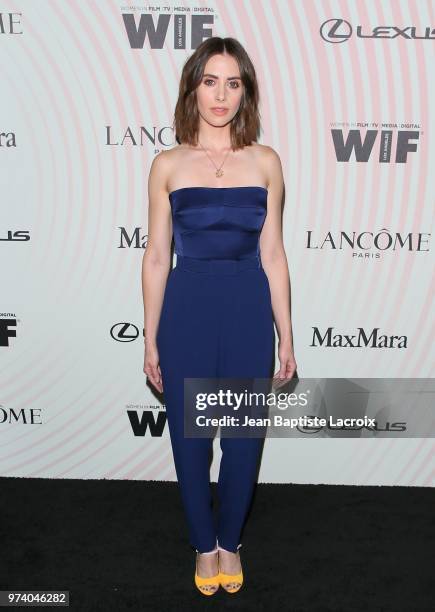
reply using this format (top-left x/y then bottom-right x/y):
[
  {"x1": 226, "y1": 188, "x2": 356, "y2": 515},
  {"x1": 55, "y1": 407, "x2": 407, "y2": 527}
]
[{"x1": 203, "y1": 73, "x2": 242, "y2": 80}]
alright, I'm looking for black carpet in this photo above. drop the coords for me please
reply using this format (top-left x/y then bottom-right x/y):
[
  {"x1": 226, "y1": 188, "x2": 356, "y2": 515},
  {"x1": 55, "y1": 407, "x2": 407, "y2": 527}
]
[{"x1": 1, "y1": 476, "x2": 434, "y2": 611}]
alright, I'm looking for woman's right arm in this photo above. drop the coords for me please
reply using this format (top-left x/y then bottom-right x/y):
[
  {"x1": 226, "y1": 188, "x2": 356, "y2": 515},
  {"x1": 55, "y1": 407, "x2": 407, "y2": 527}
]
[{"x1": 142, "y1": 151, "x2": 173, "y2": 393}]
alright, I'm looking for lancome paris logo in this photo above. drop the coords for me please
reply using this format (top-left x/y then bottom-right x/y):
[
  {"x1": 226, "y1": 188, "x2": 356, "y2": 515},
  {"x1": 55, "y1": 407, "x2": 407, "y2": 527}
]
[
  {"x1": 320, "y1": 18, "x2": 435, "y2": 43},
  {"x1": 306, "y1": 228, "x2": 430, "y2": 259},
  {"x1": 0, "y1": 404, "x2": 42, "y2": 425},
  {"x1": 105, "y1": 125, "x2": 174, "y2": 148},
  {"x1": 330, "y1": 123, "x2": 421, "y2": 163},
  {"x1": 0, "y1": 314, "x2": 17, "y2": 347},
  {"x1": 310, "y1": 327, "x2": 407, "y2": 349},
  {"x1": 121, "y1": 8, "x2": 215, "y2": 49}
]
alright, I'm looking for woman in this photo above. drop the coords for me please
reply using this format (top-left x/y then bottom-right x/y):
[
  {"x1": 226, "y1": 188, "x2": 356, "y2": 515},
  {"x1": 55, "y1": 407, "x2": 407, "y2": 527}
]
[{"x1": 142, "y1": 36, "x2": 296, "y2": 595}]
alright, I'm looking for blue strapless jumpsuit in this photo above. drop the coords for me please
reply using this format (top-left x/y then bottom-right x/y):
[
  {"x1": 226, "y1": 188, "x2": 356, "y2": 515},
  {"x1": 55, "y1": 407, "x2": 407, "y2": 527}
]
[{"x1": 156, "y1": 186, "x2": 275, "y2": 553}]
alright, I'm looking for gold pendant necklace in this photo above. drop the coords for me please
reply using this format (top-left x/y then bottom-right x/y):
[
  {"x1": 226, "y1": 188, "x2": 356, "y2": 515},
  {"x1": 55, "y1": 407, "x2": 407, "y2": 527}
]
[{"x1": 198, "y1": 140, "x2": 231, "y2": 178}]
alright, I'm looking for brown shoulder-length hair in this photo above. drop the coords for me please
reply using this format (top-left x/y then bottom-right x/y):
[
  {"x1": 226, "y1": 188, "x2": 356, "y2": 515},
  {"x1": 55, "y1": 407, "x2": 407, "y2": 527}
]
[{"x1": 173, "y1": 37, "x2": 261, "y2": 151}]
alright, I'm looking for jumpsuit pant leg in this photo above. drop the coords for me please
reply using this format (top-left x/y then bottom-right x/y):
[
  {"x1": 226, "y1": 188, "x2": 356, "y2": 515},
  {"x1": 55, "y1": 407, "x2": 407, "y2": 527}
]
[
  {"x1": 156, "y1": 259, "x2": 275, "y2": 554},
  {"x1": 216, "y1": 266, "x2": 275, "y2": 552}
]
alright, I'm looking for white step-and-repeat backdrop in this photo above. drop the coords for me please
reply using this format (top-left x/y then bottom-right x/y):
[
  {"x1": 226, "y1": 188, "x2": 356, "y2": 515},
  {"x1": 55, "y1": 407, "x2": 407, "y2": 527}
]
[{"x1": 1, "y1": 1, "x2": 433, "y2": 486}]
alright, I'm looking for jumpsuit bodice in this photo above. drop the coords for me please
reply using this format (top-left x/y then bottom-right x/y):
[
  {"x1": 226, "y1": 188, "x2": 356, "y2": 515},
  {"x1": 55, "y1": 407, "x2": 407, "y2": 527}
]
[{"x1": 168, "y1": 186, "x2": 268, "y2": 260}]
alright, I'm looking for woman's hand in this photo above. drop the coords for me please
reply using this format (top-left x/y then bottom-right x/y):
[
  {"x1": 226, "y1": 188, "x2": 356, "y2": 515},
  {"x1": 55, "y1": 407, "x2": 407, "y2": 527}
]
[
  {"x1": 144, "y1": 339, "x2": 163, "y2": 393},
  {"x1": 273, "y1": 338, "x2": 297, "y2": 389}
]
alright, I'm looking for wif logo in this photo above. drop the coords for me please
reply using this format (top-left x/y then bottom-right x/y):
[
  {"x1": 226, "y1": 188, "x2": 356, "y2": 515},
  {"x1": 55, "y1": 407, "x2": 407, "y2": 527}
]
[
  {"x1": 331, "y1": 128, "x2": 420, "y2": 163},
  {"x1": 122, "y1": 12, "x2": 214, "y2": 49},
  {"x1": 127, "y1": 409, "x2": 167, "y2": 437},
  {"x1": 0, "y1": 316, "x2": 17, "y2": 347},
  {"x1": 0, "y1": 12, "x2": 23, "y2": 35}
]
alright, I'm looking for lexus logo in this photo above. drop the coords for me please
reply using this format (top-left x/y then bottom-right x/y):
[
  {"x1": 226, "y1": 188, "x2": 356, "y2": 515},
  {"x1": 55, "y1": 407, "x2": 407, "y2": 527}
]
[
  {"x1": 320, "y1": 19, "x2": 352, "y2": 43},
  {"x1": 320, "y1": 18, "x2": 435, "y2": 43},
  {"x1": 110, "y1": 323, "x2": 140, "y2": 342}
]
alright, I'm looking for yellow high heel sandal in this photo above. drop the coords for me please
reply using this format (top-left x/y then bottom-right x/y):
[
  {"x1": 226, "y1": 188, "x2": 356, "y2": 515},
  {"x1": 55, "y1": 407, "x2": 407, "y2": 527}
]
[
  {"x1": 194, "y1": 547, "x2": 220, "y2": 596},
  {"x1": 218, "y1": 544, "x2": 243, "y2": 593}
]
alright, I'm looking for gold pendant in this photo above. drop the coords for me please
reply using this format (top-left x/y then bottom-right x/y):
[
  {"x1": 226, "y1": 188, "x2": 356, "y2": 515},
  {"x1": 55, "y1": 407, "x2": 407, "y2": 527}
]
[{"x1": 216, "y1": 168, "x2": 224, "y2": 177}]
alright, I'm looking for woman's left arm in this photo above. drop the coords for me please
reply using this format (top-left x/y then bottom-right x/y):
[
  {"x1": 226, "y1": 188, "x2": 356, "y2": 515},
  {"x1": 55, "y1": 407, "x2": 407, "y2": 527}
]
[{"x1": 259, "y1": 146, "x2": 297, "y2": 381}]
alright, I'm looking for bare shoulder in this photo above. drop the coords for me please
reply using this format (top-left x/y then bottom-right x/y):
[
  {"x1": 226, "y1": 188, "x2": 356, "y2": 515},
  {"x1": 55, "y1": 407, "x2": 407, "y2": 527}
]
[
  {"x1": 148, "y1": 147, "x2": 181, "y2": 194},
  {"x1": 251, "y1": 143, "x2": 283, "y2": 190},
  {"x1": 252, "y1": 143, "x2": 282, "y2": 165}
]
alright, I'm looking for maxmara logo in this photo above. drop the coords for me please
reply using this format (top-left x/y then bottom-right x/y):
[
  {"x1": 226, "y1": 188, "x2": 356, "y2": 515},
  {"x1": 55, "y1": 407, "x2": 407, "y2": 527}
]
[
  {"x1": 320, "y1": 19, "x2": 435, "y2": 43},
  {"x1": 331, "y1": 127, "x2": 420, "y2": 163},
  {"x1": 117, "y1": 227, "x2": 148, "y2": 249},
  {"x1": 306, "y1": 228, "x2": 431, "y2": 258},
  {"x1": 311, "y1": 327, "x2": 408, "y2": 349},
  {"x1": 122, "y1": 12, "x2": 215, "y2": 49},
  {"x1": 0, "y1": 131, "x2": 16, "y2": 147}
]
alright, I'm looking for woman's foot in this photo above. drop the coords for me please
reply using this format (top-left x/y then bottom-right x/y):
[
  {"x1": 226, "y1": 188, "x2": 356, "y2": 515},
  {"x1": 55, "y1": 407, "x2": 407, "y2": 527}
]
[
  {"x1": 218, "y1": 547, "x2": 243, "y2": 593},
  {"x1": 195, "y1": 550, "x2": 220, "y2": 595}
]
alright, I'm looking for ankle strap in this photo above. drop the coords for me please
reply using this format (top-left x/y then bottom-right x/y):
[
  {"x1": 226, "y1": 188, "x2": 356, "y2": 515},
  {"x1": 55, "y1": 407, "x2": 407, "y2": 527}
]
[
  {"x1": 195, "y1": 547, "x2": 218, "y2": 555},
  {"x1": 217, "y1": 543, "x2": 242, "y2": 552},
  {"x1": 195, "y1": 539, "x2": 243, "y2": 554}
]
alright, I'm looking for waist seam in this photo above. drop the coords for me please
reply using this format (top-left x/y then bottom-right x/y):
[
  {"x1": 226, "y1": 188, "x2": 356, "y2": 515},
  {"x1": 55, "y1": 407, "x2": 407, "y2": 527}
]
[{"x1": 175, "y1": 255, "x2": 262, "y2": 274}]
